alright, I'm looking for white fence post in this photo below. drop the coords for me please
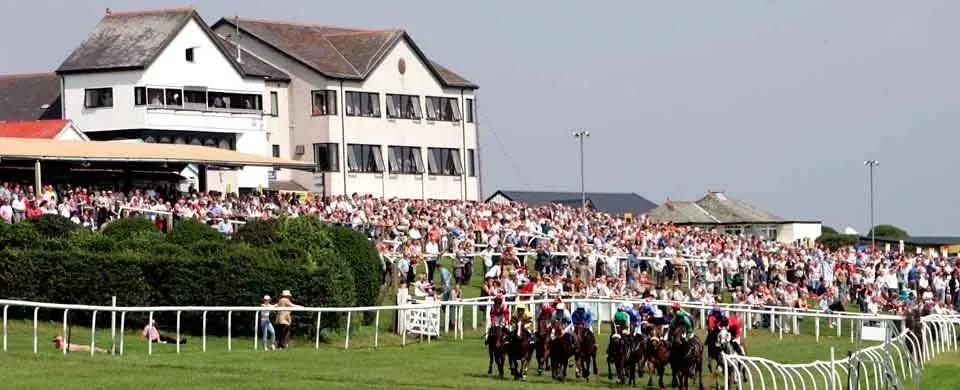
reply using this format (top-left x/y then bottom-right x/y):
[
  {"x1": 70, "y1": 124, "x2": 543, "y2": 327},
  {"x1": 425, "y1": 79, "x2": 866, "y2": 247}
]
[
  {"x1": 315, "y1": 313, "x2": 321, "y2": 350},
  {"x1": 345, "y1": 311, "x2": 352, "y2": 350},
  {"x1": 227, "y1": 311, "x2": 232, "y2": 352},
  {"x1": 374, "y1": 310, "x2": 380, "y2": 349},
  {"x1": 62, "y1": 309, "x2": 69, "y2": 355},
  {"x1": 176, "y1": 311, "x2": 182, "y2": 354},
  {"x1": 90, "y1": 310, "x2": 97, "y2": 356},
  {"x1": 110, "y1": 296, "x2": 117, "y2": 355},
  {"x1": 32, "y1": 307, "x2": 38, "y2": 354},
  {"x1": 201, "y1": 311, "x2": 207, "y2": 352},
  {"x1": 2, "y1": 305, "x2": 7, "y2": 352},
  {"x1": 148, "y1": 311, "x2": 154, "y2": 356},
  {"x1": 119, "y1": 312, "x2": 126, "y2": 355}
]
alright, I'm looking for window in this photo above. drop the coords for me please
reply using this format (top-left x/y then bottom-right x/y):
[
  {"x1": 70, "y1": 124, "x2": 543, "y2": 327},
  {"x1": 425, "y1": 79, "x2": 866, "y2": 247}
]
[
  {"x1": 313, "y1": 143, "x2": 339, "y2": 172},
  {"x1": 387, "y1": 146, "x2": 423, "y2": 174},
  {"x1": 344, "y1": 91, "x2": 381, "y2": 117},
  {"x1": 83, "y1": 88, "x2": 113, "y2": 108},
  {"x1": 272, "y1": 144, "x2": 280, "y2": 158},
  {"x1": 465, "y1": 98, "x2": 474, "y2": 123},
  {"x1": 185, "y1": 47, "x2": 195, "y2": 63},
  {"x1": 467, "y1": 149, "x2": 477, "y2": 177},
  {"x1": 165, "y1": 89, "x2": 182, "y2": 107},
  {"x1": 183, "y1": 88, "x2": 206, "y2": 108},
  {"x1": 385, "y1": 94, "x2": 422, "y2": 120},
  {"x1": 134, "y1": 87, "x2": 146, "y2": 106},
  {"x1": 425, "y1": 97, "x2": 461, "y2": 121},
  {"x1": 147, "y1": 88, "x2": 165, "y2": 105},
  {"x1": 427, "y1": 148, "x2": 463, "y2": 176},
  {"x1": 269, "y1": 91, "x2": 279, "y2": 116},
  {"x1": 311, "y1": 90, "x2": 337, "y2": 116},
  {"x1": 208, "y1": 91, "x2": 262, "y2": 111},
  {"x1": 347, "y1": 144, "x2": 384, "y2": 173}
]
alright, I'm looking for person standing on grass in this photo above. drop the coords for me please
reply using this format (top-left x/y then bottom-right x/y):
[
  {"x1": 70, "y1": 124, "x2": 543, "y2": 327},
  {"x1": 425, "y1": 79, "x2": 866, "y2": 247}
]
[
  {"x1": 276, "y1": 290, "x2": 302, "y2": 349},
  {"x1": 260, "y1": 295, "x2": 277, "y2": 350}
]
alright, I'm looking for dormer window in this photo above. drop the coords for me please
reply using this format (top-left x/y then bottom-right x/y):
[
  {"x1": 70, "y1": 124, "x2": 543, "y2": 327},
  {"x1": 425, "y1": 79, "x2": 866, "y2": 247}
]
[{"x1": 185, "y1": 47, "x2": 195, "y2": 63}]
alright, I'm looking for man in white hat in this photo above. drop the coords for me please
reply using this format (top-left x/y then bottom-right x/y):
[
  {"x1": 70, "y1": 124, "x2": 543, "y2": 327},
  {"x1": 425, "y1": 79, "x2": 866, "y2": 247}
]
[
  {"x1": 260, "y1": 295, "x2": 277, "y2": 351},
  {"x1": 275, "y1": 290, "x2": 302, "y2": 349}
]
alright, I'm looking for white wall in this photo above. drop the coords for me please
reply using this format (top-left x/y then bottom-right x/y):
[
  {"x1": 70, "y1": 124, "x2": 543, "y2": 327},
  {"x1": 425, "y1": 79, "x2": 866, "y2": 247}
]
[
  {"x1": 62, "y1": 70, "x2": 144, "y2": 132},
  {"x1": 264, "y1": 81, "x2": 292, "y2": 183},
  {"x1": 777, "y1": 222, "x2": 823, "y2": 244},
  {"x1": 213, "y1": 24, "x2": 480, "y2": 200}
]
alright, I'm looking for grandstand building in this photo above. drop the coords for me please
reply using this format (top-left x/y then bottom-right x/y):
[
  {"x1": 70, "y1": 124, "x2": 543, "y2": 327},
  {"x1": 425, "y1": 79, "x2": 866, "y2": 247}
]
[
  {"x1": 0, "y1": 7, "x2": 479, "y2": 199},
  {"x1": 643, "y1": 191, "x2": 822, "y2": 244}
]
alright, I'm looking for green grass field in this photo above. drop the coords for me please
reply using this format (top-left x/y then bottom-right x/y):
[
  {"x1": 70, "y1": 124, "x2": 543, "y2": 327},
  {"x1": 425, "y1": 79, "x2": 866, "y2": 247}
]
[{"x1": 0, "y1": 317, "x2": 944, "y2": 389}]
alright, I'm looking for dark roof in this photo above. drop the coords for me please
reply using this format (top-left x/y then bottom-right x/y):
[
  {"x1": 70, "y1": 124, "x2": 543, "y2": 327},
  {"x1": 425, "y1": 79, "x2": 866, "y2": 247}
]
[
  {"x1": 645, "y1": 191, "x2": 809, "y2": 224},
  {"x1": 486, "y1": 190, "x2": 658, "y2": 216},
  {"x1": 0, "y1": 73, "x2": 62, "y2": 121},
  {"x1": 268, "y1": 180, "x2": 308, "y2": 192},
  {"x1": 217, "y1": 38, "x2": 290, "y2": 81},
  {"x1": 212, "y1": 18, "x2": 477, "y2": 89},
  {"x1": 860, "y1": 236, "x2": 960, "y2": 246},
  {"x1": 57, "y1": 8, "x2": 267, "y2": 81}
]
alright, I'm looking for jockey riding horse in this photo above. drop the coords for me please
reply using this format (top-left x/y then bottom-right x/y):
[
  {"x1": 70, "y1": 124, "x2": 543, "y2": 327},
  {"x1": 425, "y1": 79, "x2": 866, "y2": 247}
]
[
  {"x1": 571, "y1": 303, "x2": 598, "y2": 381},
  {"x1": 669, "y1": 303, "x2": 703, "y2": 390},
  {"x1": 535, "y1": 303, "x2": 555, "y2": 375}
]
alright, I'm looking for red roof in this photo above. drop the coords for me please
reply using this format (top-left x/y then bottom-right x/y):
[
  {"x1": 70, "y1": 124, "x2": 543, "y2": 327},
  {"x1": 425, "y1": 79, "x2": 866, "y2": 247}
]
[{"x1": 0, "y1": 120, "x2": 69, "y2": 139}]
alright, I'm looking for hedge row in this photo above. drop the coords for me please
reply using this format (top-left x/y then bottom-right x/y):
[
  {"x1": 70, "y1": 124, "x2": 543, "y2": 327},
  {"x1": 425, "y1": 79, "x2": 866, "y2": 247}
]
[{"x1": 0, "y1": 215, "x2": 382, "y2": 337}]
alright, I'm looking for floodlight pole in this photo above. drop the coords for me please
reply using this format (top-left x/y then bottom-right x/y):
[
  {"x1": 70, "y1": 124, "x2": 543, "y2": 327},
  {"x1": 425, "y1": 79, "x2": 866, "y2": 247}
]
[
  {"x1": 864, "y1": 160, "x2": 879, "y2": 249},
  {"x1": 574, "y1": 130, "x2": 590, "y2": 211}
]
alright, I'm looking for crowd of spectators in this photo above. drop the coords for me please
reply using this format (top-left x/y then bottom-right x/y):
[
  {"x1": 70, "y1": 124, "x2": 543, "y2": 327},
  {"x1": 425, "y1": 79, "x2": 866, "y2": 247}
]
[{"x1": 2, "y1": 181, "x2": 957, "y2": 320}]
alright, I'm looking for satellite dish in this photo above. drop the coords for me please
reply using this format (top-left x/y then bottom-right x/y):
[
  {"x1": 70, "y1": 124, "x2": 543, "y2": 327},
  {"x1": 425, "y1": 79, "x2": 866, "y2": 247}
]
[{"x1": 843, "y1": 227, "x2": 859, "y2": 235}]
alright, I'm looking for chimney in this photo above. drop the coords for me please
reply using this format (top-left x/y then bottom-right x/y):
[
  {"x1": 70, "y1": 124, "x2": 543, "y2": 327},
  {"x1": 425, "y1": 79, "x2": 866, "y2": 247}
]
[
  {"x1": 234, "y1": 14, "x2": 243, "y2": 63},
  {"x1": 105, "y1": 8, "x2": 112, "y2": 16}
]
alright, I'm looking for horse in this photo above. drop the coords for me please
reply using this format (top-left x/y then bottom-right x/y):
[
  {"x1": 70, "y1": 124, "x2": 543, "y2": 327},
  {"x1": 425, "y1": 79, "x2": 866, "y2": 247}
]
[
  {"x1": 904, "y1": 307, "x2": 924, "y2": 360},
  {"x1": 669, "y1": 326, "x2": 704, "y2": 390},
  {"x1": 507, "y1": 326, "x2": 533, "y2": 380},
  {"x1": 486, "y1": 325, "x2": 507, "y2": 378},
  {"x1": 549, "y1": 325, "x2": 574, "y2": 381},
  {"x1": 574, "y1": 324, "x2": 598, "y2": 381},
  {"x1": 626, "y1": 332, "x2": 648, "y2": 386},
  {"x1": 645, "y1": 336, "x2": 671, "y2": 389},
  {"x1": 534, "y1": 319, "x2": 552, "y2": 375},
  {"x1": 606, "y1": 329, "x2": 630, "y2": 384}
]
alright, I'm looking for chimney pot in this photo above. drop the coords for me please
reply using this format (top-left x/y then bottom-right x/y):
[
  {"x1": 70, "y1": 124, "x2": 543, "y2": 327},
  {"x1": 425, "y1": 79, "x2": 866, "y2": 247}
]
[{"x1": 105, "y1": 8, "x2": 112, "y2": 16}]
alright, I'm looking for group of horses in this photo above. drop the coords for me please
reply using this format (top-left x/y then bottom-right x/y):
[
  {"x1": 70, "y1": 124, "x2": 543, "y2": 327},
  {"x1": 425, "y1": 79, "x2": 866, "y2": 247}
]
[{"x1": 487, "y1": 319, "x2": 745, "y2": 389}]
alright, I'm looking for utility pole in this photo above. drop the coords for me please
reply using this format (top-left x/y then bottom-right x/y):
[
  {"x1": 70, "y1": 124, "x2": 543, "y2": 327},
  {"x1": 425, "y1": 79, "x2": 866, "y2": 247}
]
[
  {"x1": 573, "y1": 130, "x2": 590, "y2": 211},
  {"x1": 864, "y1": 160, "x2": 879, "y2": 249}
]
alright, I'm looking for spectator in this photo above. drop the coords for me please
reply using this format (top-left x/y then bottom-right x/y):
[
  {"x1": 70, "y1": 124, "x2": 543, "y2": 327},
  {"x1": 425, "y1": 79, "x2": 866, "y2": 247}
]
[
  {"x1": 275, "y1": 290, "x2": 301, "y2": 349},
  {"x1": 259, "y1": 295, "x2": 277, "y2": 351}
]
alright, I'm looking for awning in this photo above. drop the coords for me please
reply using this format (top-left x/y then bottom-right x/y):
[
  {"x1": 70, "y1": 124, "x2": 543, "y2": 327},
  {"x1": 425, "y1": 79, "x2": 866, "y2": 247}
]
[{"x1": 0, "y1": 137, "x2": 314, "y2": 171}]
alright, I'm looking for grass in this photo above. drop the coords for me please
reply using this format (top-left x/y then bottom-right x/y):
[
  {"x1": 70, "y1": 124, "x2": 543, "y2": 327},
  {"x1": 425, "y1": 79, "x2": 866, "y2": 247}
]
[{"x1": 0, "y1": 317, "x2": 938, "y2": 389}]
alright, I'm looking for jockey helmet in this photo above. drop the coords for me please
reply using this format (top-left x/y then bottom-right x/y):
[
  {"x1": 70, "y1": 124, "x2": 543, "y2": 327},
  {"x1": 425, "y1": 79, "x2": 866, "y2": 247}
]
[
  {"x1": 556, "y1": 302, "x2": 566, "y2": 311},
  {"x1": 672, "y1": 302, "x2": 682, "y2": 311},
  {"x1": 575, "y1": 302, "x2": 586, "y2": 310}
]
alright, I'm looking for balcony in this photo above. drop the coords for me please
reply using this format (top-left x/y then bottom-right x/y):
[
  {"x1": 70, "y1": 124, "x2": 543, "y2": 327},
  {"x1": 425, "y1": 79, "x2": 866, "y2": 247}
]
[{"x1": 138, "y1": 86, "x2": 264, "y2": 133}]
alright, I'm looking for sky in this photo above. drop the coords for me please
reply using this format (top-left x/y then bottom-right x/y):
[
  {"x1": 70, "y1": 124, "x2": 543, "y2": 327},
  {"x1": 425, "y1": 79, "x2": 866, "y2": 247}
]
[{"x1": 0, "y1": 0, "x2": 958, "y2": 235}]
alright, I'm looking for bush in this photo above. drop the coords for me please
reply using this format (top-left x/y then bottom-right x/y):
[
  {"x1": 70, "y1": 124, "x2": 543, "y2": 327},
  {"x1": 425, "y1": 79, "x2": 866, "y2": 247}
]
[
  {"x1": 25, "y1": 214, "x2": 77, "y2": 238},
  {"x1": 816, "y1": 233, "x2": 859, "y2": 251},
  {"x1": 0, "y1": 222, "x2": 41, "y2": 249},
  {"x1": 167, "y1": 218, "x2": 222, "y2": 246},
  {"x1": 325, "y1": 225, "x2": 382, "y2": 309},
  {"x1": 869, "y1": 224, "x2": 909, "y2": 239},
  {"x1": 101, "y1": 217, "x2": 160, "y2": 240},
  {"x1": 234, "y1": 219, "x2": 281, "y2": 247}
]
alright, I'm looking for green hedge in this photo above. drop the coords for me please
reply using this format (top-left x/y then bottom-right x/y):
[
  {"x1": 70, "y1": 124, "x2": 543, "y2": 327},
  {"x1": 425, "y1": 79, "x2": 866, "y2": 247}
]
[{"x1": 0, "y1": 216, "x2": 382, "y2": 337}]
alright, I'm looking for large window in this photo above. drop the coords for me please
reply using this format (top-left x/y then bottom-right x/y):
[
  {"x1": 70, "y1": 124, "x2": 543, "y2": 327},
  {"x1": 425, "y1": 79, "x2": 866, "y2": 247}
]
[
  {"x1": 427, "y1": 148, "x2": 463, "y2": 176},
  {"x1": 385, "y1": 94, "x2": 422, "y2": 120},
  {"x1": 345, "y1": 91, "x2": 381, "y2": 117},
  {"x1": 269, "y1": 91, "x2": 279, "y2": 116},
  {"x1": 467, "y1": 149, "x2": 477, "y2": 177},
  {"x1": 465, "y1": 98, "x2": 474, "y2": 123},
  {"x1": 313, "y1": 143, "x2": 339, "y2": 172},
  {"x1": 272, "y1": 144, "x2": 280, "y2": 158},
  {"x1": 140, "y1": 86, "x2": 262, "y2": 113},
  {"x1": 388, "y1": 146, "x2": 423, "y2": 174},
  {"x1": 347, "y1": 144, "x2": 384, "y2": 173},
  {"x1": 84, "y1": 88, "x2": 113, "y2": 108},
  {"x1": 134, "y1": 87, "x2": 146, "y2": 106},
  {"x1": 425, "y1": 96, "x2": 461, "y2": 121},
  {"x1": 312, "y1": 90, "x2": 337, "y2": 116},
  {"x1": 183, "y1": 88, "x2": 206, "y2": 109}
]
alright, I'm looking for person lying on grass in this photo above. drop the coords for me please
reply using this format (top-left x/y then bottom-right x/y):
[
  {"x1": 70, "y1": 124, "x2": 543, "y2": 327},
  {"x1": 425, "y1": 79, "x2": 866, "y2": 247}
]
[
  {"x1": 52, "y1": 335, "x2": 106, "y2": 353},
  {"x1": 141, "y1": 319, "x2": 187, "y2": 344}
]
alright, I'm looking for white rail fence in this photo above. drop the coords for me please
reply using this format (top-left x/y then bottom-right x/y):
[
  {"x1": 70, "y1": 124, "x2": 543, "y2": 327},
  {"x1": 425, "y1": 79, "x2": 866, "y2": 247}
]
[{"x1": 720, "y1": 315, "x2": 960, "y2": 390}]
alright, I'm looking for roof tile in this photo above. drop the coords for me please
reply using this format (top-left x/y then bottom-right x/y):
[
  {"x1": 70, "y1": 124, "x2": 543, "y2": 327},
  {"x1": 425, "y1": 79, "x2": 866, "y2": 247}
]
[
  {"x1": 0, "y1": 73, "x2": 61, "y2": 121},
  {"x1": 0, "y1": 120, "x2": 69, "y2": 139}
]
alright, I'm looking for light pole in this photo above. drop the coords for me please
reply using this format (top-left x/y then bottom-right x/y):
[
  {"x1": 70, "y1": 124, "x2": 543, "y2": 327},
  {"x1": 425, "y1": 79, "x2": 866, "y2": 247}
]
[
  {"x1": 864, "y1": 160, "x2": 879, "y2": 249},
  {"x1": 573, "y1": 130, "x2": 590, "y2": 211}
]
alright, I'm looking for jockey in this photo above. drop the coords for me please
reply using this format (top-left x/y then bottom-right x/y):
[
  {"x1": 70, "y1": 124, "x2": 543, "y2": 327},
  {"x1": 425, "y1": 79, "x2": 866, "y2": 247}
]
[
  {"x1": 670, "y1": 302, "x2": 694, "y2": 341},
  {"x1": 538, "y1": 302, "x2": 556, "y2": 323},
  {"x1": 721, "y1": 314, "x2": 745, "y2": 355},
  {"x1": 706, "y1": 306, "x2": 726, "y2": 332},
  {"x1": 622, "y1": 303, "x2": 643, "y2": 336},
  {"x1": 553, "y1": 302, "x2": 576, "y2": 349},
  {"x1": 612, "y1": 305, "x2": 630, "y2": 336},
  {"x1": 486, "y1": 294, "x2": 511, "y2": 344},
  {"x1": 650, "y1": 305, "x2": 668, "y2": 339},
  {"x1": 571, "y1": 302, "x2": 594, "y2": 331},
  {"x1": 513, "y1": 306, "x2": 535, "y2": 344}
]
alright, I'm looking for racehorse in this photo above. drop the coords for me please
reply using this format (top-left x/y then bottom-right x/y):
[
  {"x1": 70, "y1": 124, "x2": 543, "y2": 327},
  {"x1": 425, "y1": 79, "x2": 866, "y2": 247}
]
[
  {"x1": 507, "y1": 326, "x2": 532, "y2": 380},
  {"x1": 645, "y1": 336, "x2": 671, "y2": 389},
  {"x1": 487, "y1": 325, "x2": 507, "y2": 378},
  {"x1": 606, "y1": 330, "x2": 629, "y2": 384},
  {"x1": 626, "y1": 332, "x2": 647, "y2": 386},
  {"x1": 534, "y1": 319, "x2": 552, "y2": 375},
  {"x1": 669, "y1": 327, "x2": 704, "y2": 390},
  {"x1": 574, "y1": 325, "x2": 598, "y2": 381},
  {"x1": 904, "y1": 308, "x2": 924, "y2": 360},
  {"x1": 549, "y1": 325, "x2": 574, "y2": 381},
  {"x1": 707, "y1": 326, "x2": 745, "y2": 383}
]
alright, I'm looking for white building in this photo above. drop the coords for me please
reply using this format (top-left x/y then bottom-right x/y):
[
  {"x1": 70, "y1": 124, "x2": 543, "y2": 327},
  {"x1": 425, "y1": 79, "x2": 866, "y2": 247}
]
[
  {"x1": 211, "y1": 17, "x2": 481, "y2": 200},
  {"x1": 54, "y1": 8, "x2": 291, "y2": 193}
]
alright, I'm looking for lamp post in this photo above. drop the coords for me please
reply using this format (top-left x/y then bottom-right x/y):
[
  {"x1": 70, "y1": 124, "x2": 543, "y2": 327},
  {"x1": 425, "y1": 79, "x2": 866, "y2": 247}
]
[
  {"x1": 573, "y1": 130, "x2": 590, "y2": 211},
  {"x1": 864, "y1": 160, "x2": 879, "y2": 249}
]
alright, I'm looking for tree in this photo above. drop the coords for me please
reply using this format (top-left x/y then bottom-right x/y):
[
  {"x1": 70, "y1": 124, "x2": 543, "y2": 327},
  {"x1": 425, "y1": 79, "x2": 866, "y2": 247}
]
[
  {"x1": 821, "y1": 226, "x2": 839, "y2": 236},
  {"x1": 869, "y1": 224, "x2": 908, "y2": 239}
]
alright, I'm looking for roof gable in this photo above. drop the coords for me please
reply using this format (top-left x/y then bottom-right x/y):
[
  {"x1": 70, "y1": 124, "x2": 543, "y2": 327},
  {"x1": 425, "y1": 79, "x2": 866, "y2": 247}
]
[
  {"x1": 0, "y1": 73, "x2": 61, "y2": 121},
  {"x1": 694, "y1": 192, "x2": 782, "y2": 223},
  {"x1": 212, "y1": 18, "x2": 477, "y2": 89}
]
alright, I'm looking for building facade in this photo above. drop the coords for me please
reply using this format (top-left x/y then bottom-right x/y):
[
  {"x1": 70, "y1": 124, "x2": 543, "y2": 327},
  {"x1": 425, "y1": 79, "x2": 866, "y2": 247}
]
[
  {"x1": 55, "y1": 8, "x2": 291, "y2": 193},
  {"x1": 211, "y1": 18, "x2": 480, "y2": 200}
]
